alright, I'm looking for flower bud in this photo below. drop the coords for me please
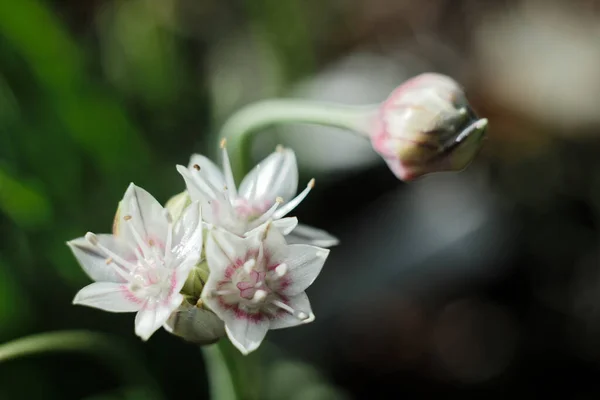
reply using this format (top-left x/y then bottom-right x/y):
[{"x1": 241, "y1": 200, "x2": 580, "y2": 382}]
[
  {"x1": 370, "y1": 73, "x2": 488, "y2": 181},
  {"x1": 164, "y1": 190, "x2": 192, "y2": 223},
  {"x1": 164, "y1": 300, "x2": 226, "y2": 345},
  {"x1": 181, "y1": 261, "x2": 209, "y2": 299}
]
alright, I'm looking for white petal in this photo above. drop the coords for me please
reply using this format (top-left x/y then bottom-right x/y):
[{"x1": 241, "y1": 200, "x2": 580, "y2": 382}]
[
  {"x1": 261, "y1": 222, "x2": 290, "y2": 264},
  {"x1": 244, "y1": 217, "x2": 298, "y2": 238},
  {"x1": 206, "y1": 228, "x2": 255, "y2": 274},
  {"x1": 187, "y1": 154, "x2": 226, "y2": 190},
  {"x1": 224, "y1": 317, "x2": 270, "y2": 355},
  {"x1": 285, "y1": 224, "x2": 339, "y2": 247},
  {"x1": 67, "y1": 235, "x2": 133, "y2": 283},
  {"x1": 269, "y1": 292, "x2": 315, "y2": 330},
  {"x1": 270, "y1": 217, "x2": 298, "y2": 236},
  {"x1": 73, "y1": 282, "x2": 142, "y2": 312},
  {"x1": 238, "y1": 149, "x2": 298, "y2": 205},
  {"x1": 118, "y1": 183, "x2": 169, "y2": 249},
  {"x1": 171, "y1": 201, "x2": 203, "y2": 267},
  {"x1": 176, "y1": 165, "x2": 233, "y2": 228},
  {"x1": 283, "y1": 245, "x2": 330, "y2": 296},
  {"x1": 134, "y1": 294, "x2": 182, "y2": 341}
]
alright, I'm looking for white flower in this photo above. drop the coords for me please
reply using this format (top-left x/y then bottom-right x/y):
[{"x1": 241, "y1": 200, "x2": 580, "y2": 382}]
[
  {"x1": 68, "y1": 183, "x2": 203, "y2": 341},
  {"x1": 176, "y1": 142, "x2": 338, "y2": 247},
  {"x1": 202, "y1": 221, "x2": 329, "y2": 355}
]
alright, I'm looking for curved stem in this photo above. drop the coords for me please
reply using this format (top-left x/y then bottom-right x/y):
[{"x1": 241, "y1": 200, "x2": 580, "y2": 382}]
[
  {"x1": 0, "y1": 330, "x2": 164, "y2": 398},
  {"x1": 201, "y1": 339, "x2": 264, "y2": 400},
  {"x1": 219, "y1": 99, "x2": 378, "y2": 179}
]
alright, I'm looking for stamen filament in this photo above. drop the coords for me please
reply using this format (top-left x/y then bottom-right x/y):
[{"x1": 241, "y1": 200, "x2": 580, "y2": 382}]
[
  {"x1": 243, "y1": 259, "x2": 256, "y2": 274},
  {"x1": 271, "y1": 299, "x2": 309, "y2": 320},
  {"x1": 124, "y1": 217, "x2": 152, "y2": 259},
  {"x1": 85, "y1": 232, "x2": 136, "y2": 271},
  {"x1": 249, "y1": 197, "x2": 283, "y2": 228},
  {"x1": 273, "y1": 178, "x2": 315, "y2": 219},
  {"x1": 212, "y1": 289, "x2": 237, "y2": 297}
]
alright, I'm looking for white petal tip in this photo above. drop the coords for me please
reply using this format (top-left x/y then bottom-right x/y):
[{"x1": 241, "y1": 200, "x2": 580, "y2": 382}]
[
  {"x1": 175, "y1": 164, "x2": 189, "y2": 174},
  {"x1": 305, "y1": 313, "x2": 315, "y2": 323},
  {"x1": 316, "y1": 249, "x2": 330, "y2": 259}
]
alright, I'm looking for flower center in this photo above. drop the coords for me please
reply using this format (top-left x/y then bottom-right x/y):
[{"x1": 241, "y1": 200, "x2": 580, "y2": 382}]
[
  {"x1": 85, "y1": 212, "x2": 176, "y2": 303},
  {"x1": 210, "y1": 256, "x2": 309, "y2": 321}
]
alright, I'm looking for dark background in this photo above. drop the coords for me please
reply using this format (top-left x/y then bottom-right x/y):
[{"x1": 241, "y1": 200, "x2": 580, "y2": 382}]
[{"x1": 2, "y1": 0, "x2": 600, "y2": 398}]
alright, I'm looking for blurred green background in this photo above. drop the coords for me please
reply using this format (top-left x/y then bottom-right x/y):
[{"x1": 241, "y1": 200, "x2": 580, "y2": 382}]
[{"x1": 4, "y1": 0, "x2": 600, "y2": 398}]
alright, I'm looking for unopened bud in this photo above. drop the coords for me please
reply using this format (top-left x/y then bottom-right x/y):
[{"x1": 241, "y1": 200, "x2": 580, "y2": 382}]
[
  {"x1": 164, "y1": 191, "x2": 192, "y2": 223},
  {"x1": 370, "y1": 73, "x2": 487, "y2": 181},
  {"x1": 164, "y1": 301, "x2": 226, "y2": 345}
]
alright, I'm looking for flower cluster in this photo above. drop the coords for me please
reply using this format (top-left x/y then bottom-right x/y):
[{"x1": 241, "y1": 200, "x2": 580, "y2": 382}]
[{"x1": 68, "y1": 144, "x2": 335, "y2": 354}]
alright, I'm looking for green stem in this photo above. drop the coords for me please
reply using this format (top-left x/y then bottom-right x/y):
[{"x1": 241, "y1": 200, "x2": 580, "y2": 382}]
[
  {"x1": 219, "y1": 99, "x2": 378, "y2": 179},
  {"x1": 201, "y1": 343, "x2": 238, "y2": 400},
  {"x1": 0, "y1": 330, "x2": 163, "y2": 398},
  {"x1": 201, "y1": 340, "x2": 263, "y2": 400}
]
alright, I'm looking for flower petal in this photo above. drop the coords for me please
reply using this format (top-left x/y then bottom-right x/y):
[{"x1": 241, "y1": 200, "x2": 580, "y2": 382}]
[
  {"x1": 176, "y1": 165, "x2": 234, "y2": 228},
  {"x1": 244, "y1": 217, "x2": 298, "y2": 238},
  {"x1": 206, "y1": 228, "x2": 256, "y2": 274},
  {"x1": 67, "y1": 235, "x2": 134, "y2": 283},
  {"x1": 270, "y1": 217, "x2": 298, "y2": 236},
  {"x1": 134, "y1": 293, "x2": 183, "y2": 341},
  {"x1": 118, "y1": 183, "x2": 169, "y2": 249},
  {"x1": 188, "y1": 154, "x2": 226, "y2": 190},
  {"x1": 285, "y1": 224, "x2": 339, "y2": 247},
  {"x1": 171, "y1": 201, "x2": 203, "y2": 267},
  {"x1": 269, "y1": 292, "x2": 315, "y2": 330},
  {"x1": 73, "y1": 282, "x2": 142, "y2": 312},
  {"x1": 238, "y1": 148, "x2": 298, "y2": 206},
  {"x1": 283, "y1": 245, "x2": 330, "y2": 296},
  {"x1": 224, "y1": 317, "x2": 270, "y2": 355}
]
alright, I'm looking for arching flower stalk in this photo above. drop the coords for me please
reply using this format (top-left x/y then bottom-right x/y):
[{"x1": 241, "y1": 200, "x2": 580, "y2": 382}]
[{"x1": 218, "y1": 72, "x2": 488, "y2": 182}]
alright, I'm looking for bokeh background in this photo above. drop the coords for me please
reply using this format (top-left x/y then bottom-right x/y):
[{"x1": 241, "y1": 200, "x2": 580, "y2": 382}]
[{"x1": 2, "y1": 0, "x2": 600, "y2": 398}]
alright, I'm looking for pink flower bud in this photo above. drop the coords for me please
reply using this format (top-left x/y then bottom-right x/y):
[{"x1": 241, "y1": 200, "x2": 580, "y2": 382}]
[{"x1": 370, "y1": 73, "x2": 488, "y2": 181}]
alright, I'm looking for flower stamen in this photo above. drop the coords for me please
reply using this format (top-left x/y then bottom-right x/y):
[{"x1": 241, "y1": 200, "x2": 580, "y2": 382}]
[
  {"x1": 271, "y1": 299, "x2": 309, "y2": 321},
  {"x1": 252, "y1": 289, "x2": 267, "y2": 303},
  {"x1": 275, "y1": 263, "x2": 287, "y2": 277},
  {"x1": 243, "y1": 259, "x2": 256, "y2": 274},
  {"x1": 273, "y1": 178, "x2": 315, "y2": 219},
  {"x1": 85, "y1": 232, "x2": 135, "y2": 276},
  {"x1": 250, "y1": 197, "x2": 284, "y2": 227},
  {"x1": 123, "y1": 216, "x2": 152, "y2": 258}
]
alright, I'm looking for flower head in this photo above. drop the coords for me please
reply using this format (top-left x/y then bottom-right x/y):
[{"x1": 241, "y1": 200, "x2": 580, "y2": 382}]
[
  {"x1": 371, "y1": 73, "x2": 488, "y2": 181},
  {"x1": 68, "y1": 184, "x2": 203, "y2": 341},
  {"x1": 177, "y1": 142, "x2": 338, "y2": 246},
  {"x1": 202, "y1": 221, "x2": 329, "y2": 354}
]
